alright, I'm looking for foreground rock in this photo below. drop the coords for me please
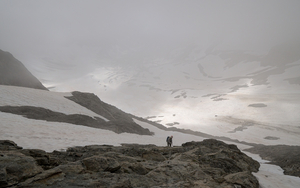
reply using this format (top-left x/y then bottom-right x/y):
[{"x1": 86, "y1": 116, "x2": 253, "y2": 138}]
[{"x1": 0, "y1": 139, "x2": 260, "y2": 188}]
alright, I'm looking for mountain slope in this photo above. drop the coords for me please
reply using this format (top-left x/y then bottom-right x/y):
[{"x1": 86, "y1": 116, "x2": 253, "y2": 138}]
[
  {"x1": 45, "y1": 42, "x2": 300, "y2": 146},
  {"x1": 0, "y1": 50, "x2": 153, "y2": 135},
  {"x1": 0, "y1": 49, "x2": 300, "y2": 187},
  {"x1": 0, "y1": 49, "x2": 48, "y2": 90},
  {"x1": 0, "y1": 85, "x2": 210, "y2": 151},
  {"x1": 0, "y1": 85, "x2": 152, "y2": 135},
  {"x1": 65, "y1": 91, "x2": 152, "y2": 135}
]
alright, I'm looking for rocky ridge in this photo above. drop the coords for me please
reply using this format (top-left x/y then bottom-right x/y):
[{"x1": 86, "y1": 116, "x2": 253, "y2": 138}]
[{"x1": 0, "y1": 139, "x2": 260, "y2": 188}]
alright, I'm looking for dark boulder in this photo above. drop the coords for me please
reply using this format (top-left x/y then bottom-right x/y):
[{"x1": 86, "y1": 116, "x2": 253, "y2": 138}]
[
  {"x1": 0, "y1": 140, "x2": 22, "y2": 151},
  {"x1": 0, "y1": 151, "x2": 43, "y2": 187}
]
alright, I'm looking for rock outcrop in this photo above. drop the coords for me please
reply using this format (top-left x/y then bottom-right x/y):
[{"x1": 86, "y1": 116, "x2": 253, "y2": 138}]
[
  {"x1": 65, "y1": 91, "x2": 154, "y2": 135},
  {"x1": 0, "y1": 105, "x2": 153, "y2": 135},
  {"x1": 0, "y1": 139, "x2": 260, "y2": 188},
  {"x1": 0, "y1": 49, "x2": 48, "y2": 90}
]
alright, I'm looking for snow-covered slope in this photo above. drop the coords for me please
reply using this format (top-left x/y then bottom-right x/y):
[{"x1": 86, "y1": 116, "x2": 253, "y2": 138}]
[
  {"x1": 38, "y1": 42, "x2": 300, "y2": 146},
  {"x1": 0, "y1": 85, "x2": 107, "y2": 121},
  {"x1": 1, "y1": 42, "x2": 300, "y2": 187},
  {"x1": 0, "y1": 85, "x2": 206, "y2": 151},
  {"x1": 0, "y1": 85, "x2": 299, "y2": 188}
]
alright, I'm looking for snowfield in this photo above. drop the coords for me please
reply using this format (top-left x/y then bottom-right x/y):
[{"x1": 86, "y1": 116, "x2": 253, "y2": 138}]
[
  {"x1": 0, "y1": 85, "x2": 299, "y2": 187},
  {"x1": 0, "y1": 85, "x2": 108, "y2": 121},
  {"x1": 47, "y1": 48, "x2": 300, "y2": 148}
]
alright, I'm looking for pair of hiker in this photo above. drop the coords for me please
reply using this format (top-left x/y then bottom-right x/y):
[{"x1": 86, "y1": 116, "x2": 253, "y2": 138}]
[{"x1": 166, "y1": 136, "x2": 173, "y2": 147}]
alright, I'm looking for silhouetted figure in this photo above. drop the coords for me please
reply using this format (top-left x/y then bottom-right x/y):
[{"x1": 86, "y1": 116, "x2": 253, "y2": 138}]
[{"x1": 166, "y1": 136, "x2": 173, "y2": 147}]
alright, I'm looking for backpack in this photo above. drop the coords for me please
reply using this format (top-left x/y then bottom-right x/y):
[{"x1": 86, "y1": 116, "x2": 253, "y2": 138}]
[{"x1": 166, "y1": 136, "x2": 169, "y2": 142}]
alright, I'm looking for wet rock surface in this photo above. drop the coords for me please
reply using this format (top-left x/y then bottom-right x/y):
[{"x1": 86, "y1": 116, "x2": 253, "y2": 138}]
[{"x1": 0, "y1": 139, "x2": 260, "y2": 188}]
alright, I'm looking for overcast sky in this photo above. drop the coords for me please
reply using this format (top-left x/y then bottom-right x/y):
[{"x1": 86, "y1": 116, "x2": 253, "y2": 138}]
[
  {"x1": 1, "y1": 0, "x2": 300, "y2": 131},
  {"x1": 1, "y1": 1, "x2": 300, "y2": 54},
  {"x1": 1, "y1": 0, "x2": 300, "y2": 83}
]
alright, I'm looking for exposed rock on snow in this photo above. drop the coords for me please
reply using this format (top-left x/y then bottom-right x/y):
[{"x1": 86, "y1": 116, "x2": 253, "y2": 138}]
[
  {"x1": 65, "y1": 91, "x2": 153, "y2": 135},
  {"x1": 248, "y1": 103, "x2": 267, "y2": 108},
  {"x1": 0, "y1": 139, "x2": 260, "y2": 188},
  {"x1": 0, "y1": 105, "x2": 152, "y2": 135},
  {"x1": 264, "y1": 136, "x2": 280, "y2": 140}
]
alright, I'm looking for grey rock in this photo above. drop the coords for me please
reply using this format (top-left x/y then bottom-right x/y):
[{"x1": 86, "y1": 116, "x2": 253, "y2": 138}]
[
  {"x1": 57, "y1": 161, "x2": 84, "y2": 175},
  {"x1": 224, "y1": 171, "x2": 259, "y2": 188},
  {"x1": 0, "y1": 167, "x2": 8, "y2": 187},
  {"x1": 0, "y1": 151, "x2": 43, "y2": 187},
  {"x1": 142, "y1": 151, "x2": 166, "y2": 161},
  {"x1": 82, "y1": 155, "x2": 120, "y2": 173},
  {"x1": 65, "y1": 91, "x2": 154, "y2": 135},
  {"x1": 248, "y1": 103, "x2": 267, "y2": 108},
  {"x1": 17, "y1": 167, "x2": 65, "y2": 187},
  {"x1": 125, "y1": 162, "x2": 150, "y2": 175},
  {"x1": 82, "y1": 155, "x2": 109, "y2": 172},
  {"x1": 264, "y1": 136, "x2": 280, "y2": 140},
  {"x1": 20, "y1": 149, "x2": 50, "y2": 169},
  {"x1": 0, "y1": 140, "x2": 22, "y2": 151},
  {"x1": 0, "y1": 139, "x2": 260, "y2": 188}
]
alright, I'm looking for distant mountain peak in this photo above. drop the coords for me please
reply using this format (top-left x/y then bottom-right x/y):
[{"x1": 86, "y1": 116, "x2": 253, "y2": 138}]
[{"x1": 0, "y1": 49, "x2": 48, "y2": 90}]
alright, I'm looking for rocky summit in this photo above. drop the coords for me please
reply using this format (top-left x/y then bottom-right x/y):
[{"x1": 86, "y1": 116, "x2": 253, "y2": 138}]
[{"x1": 0, "y1": 139, "x2": 259, "y2": 188}]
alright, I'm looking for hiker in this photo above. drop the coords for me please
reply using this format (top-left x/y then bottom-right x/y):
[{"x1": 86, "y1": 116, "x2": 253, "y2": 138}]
[{"x1": 166, "y1": 136, "x2": 173, "y2": 147}]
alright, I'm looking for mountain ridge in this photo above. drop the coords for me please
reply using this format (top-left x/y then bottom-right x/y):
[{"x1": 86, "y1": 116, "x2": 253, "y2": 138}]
[{"x1": 0, "y1": 49, "x2": 48, "y2": 90}]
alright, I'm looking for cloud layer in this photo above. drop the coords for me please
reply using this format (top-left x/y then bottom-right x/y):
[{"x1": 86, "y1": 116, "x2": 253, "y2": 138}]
[{"x1": 1, "y1": 1, "x2": 300, "y2": 65}]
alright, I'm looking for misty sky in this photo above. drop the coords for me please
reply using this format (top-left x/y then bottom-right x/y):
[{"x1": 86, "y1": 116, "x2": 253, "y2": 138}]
[
  {"x1": 1, "y1": 0, "x2": 300, "y2": 87},
  {"x1": 1, "y1": 1, "x2": 300, "y2": 56},
  {"x1": 1, "y1": 0, "x2": 300, "y2": 138}
]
